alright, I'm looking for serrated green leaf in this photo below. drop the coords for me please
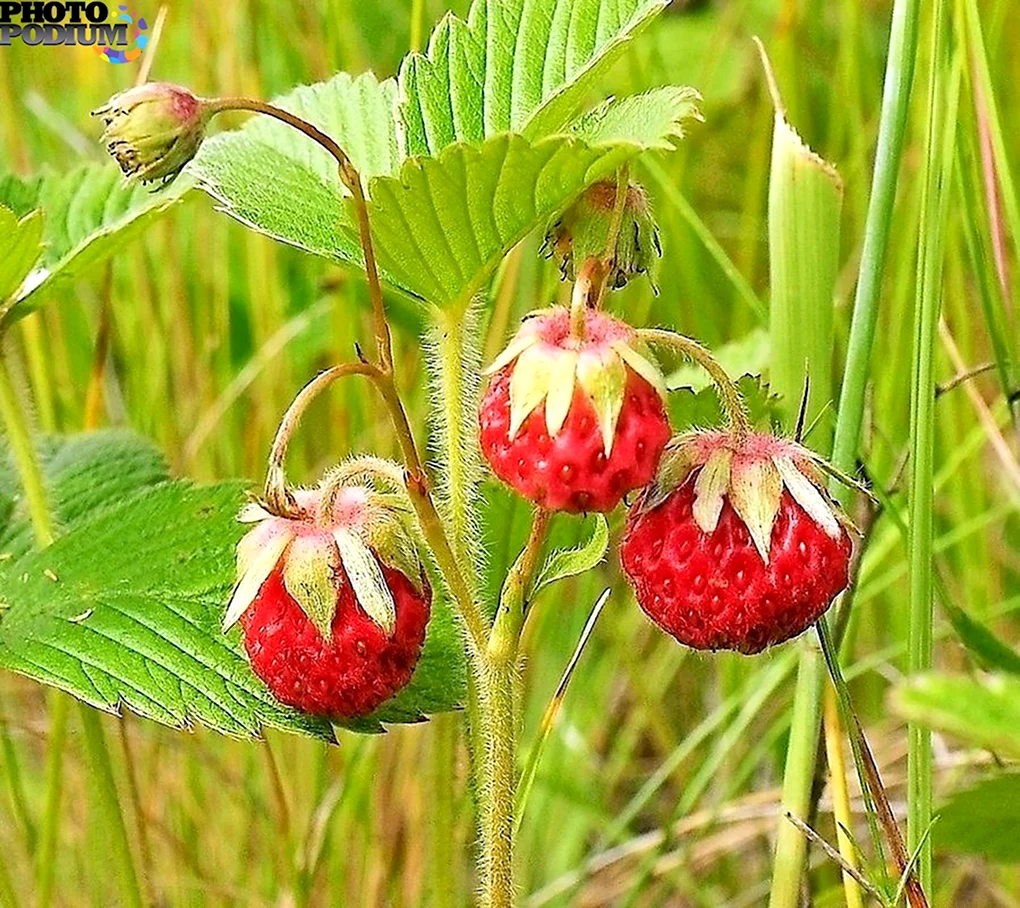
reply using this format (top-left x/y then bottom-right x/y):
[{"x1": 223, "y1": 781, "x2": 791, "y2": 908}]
[
  {"x1": 398, "y1": 0, "x2": 668, "y2": 157},
  {"x1": 0, "y1": 433, "x2": 465, "y2": 738},
  {"x1": 191, "y1": 68, "x2": 698, "y2": 312},
  {"x1": 934, "y1": 773, "x2": 1020, "y2": 863},
  {"x1": 889, "y1": 673, "x2": 1020, "y2": 759},
  {"x1": 0, "y1": 164, "x2": 189, "y2": 325},
  {"x1": 533, "y1": 514, "x2": 609, "y2": 595},
  {"x1": 0, "y1": 430, "x2": 170, "y2": 560},
  {"x1": 370, "y1": 102, "x2": 697, "y2": 309},
  {"x1": 189, "y1": 71, "x2": 401, "y2": 270},
  {"x1": 0, "y1": 206, "x2": 43, "y2": 304},
  {"x1": 667, "y1": 374, "x2": 783, "y2": 434},
  {"x1": 570, "y1": 87, "x2": 701, "y2": 148}
]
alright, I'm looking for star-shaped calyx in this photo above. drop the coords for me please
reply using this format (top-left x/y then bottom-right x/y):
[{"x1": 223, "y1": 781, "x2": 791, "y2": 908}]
[
  {"x1": 483, "y1": 306, "x2": 667, "y2": 457},
  {"x1": 223, "y1": 468, "x2": 424, "y2": 640},
  {"x1": 639, "y1": 430, "x2": 856, "y2": 563}
]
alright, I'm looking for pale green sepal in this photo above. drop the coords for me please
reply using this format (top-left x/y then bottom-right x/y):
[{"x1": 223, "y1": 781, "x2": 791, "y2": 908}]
[
  {"x1": 483, "y1": 329, "x2": 539, "y2": 377},
  {"x1": 642, "y1": 437, "x2": 696, "y2": 511},
  {"x1": 238, "y1": 501, "x2": 272, "y2": 523},
  {"x1": 223, "y1": 528, "x2": 292, "y2": 632},
  {"x1": 509, "y1": 344, "x2": 556, "y2": 438},
  {"x1": 282, "y1": 534, "x2": 341, "y2": 641},
  {"x1": 363, "y1": 511, "x2": 424, "y2": 594},
  {"x1": 334, "y1": 527, "x2": 397, "y2": 637},
  {"x1": 544, "y1": 349, "x2": 579, "y2": 436},
  {"x1": 774, "y1": 455, "x2": 841, "y2": 539},
  {"x1": 576, "y1": 349, "x2": 627, "y2": 455},
  {"x1": 692, "y1": 448, "x2": 732, "y2": 534},
  {"x1": 612, "y1": 339, "x2": 666, "y2": 399},
  {"x1": 729, "y1": 457, "x2": 783, "y2": 562}
]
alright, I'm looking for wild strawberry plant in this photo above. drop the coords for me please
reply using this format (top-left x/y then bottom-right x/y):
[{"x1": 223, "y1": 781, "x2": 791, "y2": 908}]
[{"x1": 4, "y1": 1, "x2": 1010, "y2": 906}]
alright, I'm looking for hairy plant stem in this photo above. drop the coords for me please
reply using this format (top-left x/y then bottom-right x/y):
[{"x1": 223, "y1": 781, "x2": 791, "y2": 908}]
[
  {"x1": 429, "y1": 309, "x2": 483, "y2": 583},
  {"x1": 481, "y1": 509, "x2": 550, "y2": 907},
  {"x1": 637, "y1": 329, "x2": 750, "y2": 439},
  {"x1": 228, "y1": 97, "x2": 526, "y2": 905}
]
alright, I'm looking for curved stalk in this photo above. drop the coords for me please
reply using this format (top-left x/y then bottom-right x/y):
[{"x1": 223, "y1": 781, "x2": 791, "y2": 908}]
[
  {"x1": 205, "y1": 97, "x2": 393, "y2": 374},
  {"x1": 638, "y1": 328, "x2": 751, "y2": 439}
]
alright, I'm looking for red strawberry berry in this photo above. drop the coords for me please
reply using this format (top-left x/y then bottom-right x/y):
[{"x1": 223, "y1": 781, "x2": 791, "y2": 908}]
[
  {"x1": 479, "y1": 307, "x2": 671, "y2": 512},
  {"x1": 621, "y1": 431, "x2": 853, "y2": 653},
  {"x1": 223, "y1": 480, "x2": 430, "y2": 717}
]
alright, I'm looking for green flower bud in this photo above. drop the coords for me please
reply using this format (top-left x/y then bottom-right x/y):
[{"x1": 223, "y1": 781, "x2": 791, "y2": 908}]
[
  {"x1": 542, "y1": 180, "x2": 662, "y2": 291},
  {"x1": 92, "y1": 82, "x2": 211, "y2": 185}
]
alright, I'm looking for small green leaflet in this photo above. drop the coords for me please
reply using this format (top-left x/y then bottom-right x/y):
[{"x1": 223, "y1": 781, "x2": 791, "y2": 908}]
[
  {"x1": 0, "y1": 206, "x2": 43, "y2": 306},
  {"x1": 533, "y1": 513, "x2": 609, "y2": 596},
  {"x1": 397, "y1": 0, "x2": 667, "y2": 156},
  {"x1": 0, "y1": 165, "x2": 189, "y2": 326}
]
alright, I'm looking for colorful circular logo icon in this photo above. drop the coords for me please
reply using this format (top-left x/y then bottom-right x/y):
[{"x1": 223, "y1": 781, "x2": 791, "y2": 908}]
[{"x1": 95, "y1": 5, "x2": 147, "y2": 63}]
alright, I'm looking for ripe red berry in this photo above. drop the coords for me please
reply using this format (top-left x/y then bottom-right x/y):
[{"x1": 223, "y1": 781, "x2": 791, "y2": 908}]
[
  {"x1": 621, "y1": 431, "x2": 853, "y2": 654},
  {"x1": 479, "y1": 307, "x2": 671, "y2": 512},
  {"x1": 224, "y1": 481, "x2": 430, "y2": 717}
]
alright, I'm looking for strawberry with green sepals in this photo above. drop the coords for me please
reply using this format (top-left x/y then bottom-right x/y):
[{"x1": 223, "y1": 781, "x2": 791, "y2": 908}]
[
  {"x1": 224, "y1": 467, "x2": 429, "y2": 718},
  {"x1": 479, "y1": 294, "x2": 671, "y2": 513},
  {"x1": 621, "y1": 429, "x2": 854, "y2": 654}
]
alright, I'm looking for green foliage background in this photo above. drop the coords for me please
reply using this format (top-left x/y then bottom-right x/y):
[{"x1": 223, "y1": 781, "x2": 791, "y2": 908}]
[{"x1": 0, "y1": 0, "x2": 1017, "y2": 905}]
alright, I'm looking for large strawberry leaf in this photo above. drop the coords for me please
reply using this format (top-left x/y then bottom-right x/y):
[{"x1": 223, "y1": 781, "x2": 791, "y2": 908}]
[
  {"x1": 0, "y1": 165, "x2": 190, "y2": 327},
  {"x1": 397, "y1": 0, "x2": 667, "y2": 156},
  {"x1": 0, "y1": 431, "x2": 465, "y2": 739},
  {"x1": 193, "y1": 84, "x2": 698, "y2": 310}
]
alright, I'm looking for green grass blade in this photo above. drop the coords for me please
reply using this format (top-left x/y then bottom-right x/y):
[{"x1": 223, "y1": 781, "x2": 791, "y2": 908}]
[{"x1": 907, "y1": 0, "x2": 956, "y2": 891}]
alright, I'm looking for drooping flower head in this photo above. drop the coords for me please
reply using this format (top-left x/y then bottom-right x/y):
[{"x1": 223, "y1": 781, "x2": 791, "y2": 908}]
[{"x1": 92, "y1": 82, "x2": 211, "y2": 184}]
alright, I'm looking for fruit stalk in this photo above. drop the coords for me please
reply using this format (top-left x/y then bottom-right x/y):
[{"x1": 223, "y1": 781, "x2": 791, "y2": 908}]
[
  {"x1": 637, "y1": 328, "x2": 750, "y2": 438},
  {"x1": 204, "y1": 97, "x2": 394, "y2": 374}
]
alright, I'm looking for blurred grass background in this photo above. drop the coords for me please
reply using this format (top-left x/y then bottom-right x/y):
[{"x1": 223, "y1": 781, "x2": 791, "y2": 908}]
[{"x1": 1, "y1": 0, "x2": 1018, "y2": 904}]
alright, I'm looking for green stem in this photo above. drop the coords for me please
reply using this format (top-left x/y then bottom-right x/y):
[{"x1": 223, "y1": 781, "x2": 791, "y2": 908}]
[
  {"x1": 0, "y1": 355, "x2": 53, "y2": 545},
  {"x1": 478, "y1": 666, "x2": 517, "y2": 908},
  {"x1": 34, "y1": 691, "x2": 69, "y2": 908},
  {"x1": 771, "y1": 0, "x2": 921, "y2": 902},
  {"x1": 908, "y1": 0, "x2": 953, "y2": 890},
  {"x1": 428, "y1": 310, "x2": 483, "y2": 582},
  {"x1": 430, "y1": 714, "x2": 459, "y2": 908},
  {"x1": 638, "y1": 329, "x2": 751, "y2": 439},
  {"x1": 78, "y1": 706, "x2": 144, "y2": 908},
  {"x1": 479, "y1": 510, "x2": 550, "y2": 907},
  {"x1": 830, "y1": 0, "x2": 921, "y2": 498}
]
